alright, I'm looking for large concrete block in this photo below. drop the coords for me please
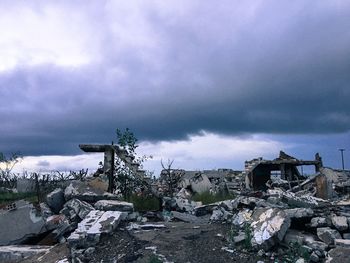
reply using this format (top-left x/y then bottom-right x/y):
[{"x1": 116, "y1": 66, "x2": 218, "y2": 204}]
[
  {"x1": 250, "y1": 208, "x2": 291, "y2": 250},
  {"x1": 0, "y1": 201, "x2": 45, "y2": 245},
  {"x1": 46, "y1": 188, "x2": 65, "y2": 214}
]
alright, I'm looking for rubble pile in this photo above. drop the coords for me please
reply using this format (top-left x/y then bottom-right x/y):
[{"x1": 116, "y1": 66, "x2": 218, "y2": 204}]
[{"x1": 0, "y1": 149, "x2": 349, "y2": 262}]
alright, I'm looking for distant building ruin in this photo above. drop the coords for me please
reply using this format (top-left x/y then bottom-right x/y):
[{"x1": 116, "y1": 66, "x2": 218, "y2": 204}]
[{"x1": 244, "y1": 151, "x2": 323, "y2": 191}]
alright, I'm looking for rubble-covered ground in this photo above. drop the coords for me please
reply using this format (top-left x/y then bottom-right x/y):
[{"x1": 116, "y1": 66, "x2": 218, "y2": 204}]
[{"x1": 1, "y1": 151, "x2": 350, "y2": 263}]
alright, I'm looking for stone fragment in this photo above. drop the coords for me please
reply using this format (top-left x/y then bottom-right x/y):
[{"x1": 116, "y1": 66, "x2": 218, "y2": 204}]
[
  {"x1": 68, "y1": 210, "x2": 122, "y2": 248},
  {"x1": 46, "y1": 188, "x2": 65, "y2": 214},
  {"x1": 267, "y1": 189, "x2": 329, "y2": 208},
  {"x1": 94, "y1": 200, "x2": 134, "y2": 212},
  {"x1": 327, "y1": 247, "x2": 350, "y2": 263},
  {"x1": 331, "y1": 216, "x2": 348, "y2": 231},
  {"x1": 305, "y1": 240, "x2": 328, "y2": 251},
  {"x1": 172, "y1": 211, "x2": 206, "y2": 223},
  {"x1": 210, "y1": 207, "x2": 233, "y2": 222},
  {"x1": 334, "y1": 239, "x2": 350, "y2": 248},
  {"x1": 310, "y1": 252, "x2": 320, "y2": 262},
  {"x1": 284, "y1": 208, "x2": 314, "y2": 219},
  {"x1": 283, "y1": 229, "x2": 305, "y2": 245},
  {"x1": 64, "y1": 181, "x2": 118, "y2": 202},
  {"x1": 232, "y1": 209, "x2": 253, "y2": 226},
  {"x1": 250, "y1": 208, "x2": 291, "y2": 250},
  {"x1": 310, "y1": 217, "x2": 329, "y2": 228},
  {"x1": 174, "y1": 197, "x2": 199, "y2": 213},
  {"x1": 317, "y1": 227, "x2": 341, "y2": 245},
  {"x1": 60, "y1": 199, "x2": 94, "y2": 222},
  {"x1": 0, "y1": 200, "x2": 45, "y2": 245},
  {"x1": 295, "y1": 259, "x2": 306, "y2": 263}
]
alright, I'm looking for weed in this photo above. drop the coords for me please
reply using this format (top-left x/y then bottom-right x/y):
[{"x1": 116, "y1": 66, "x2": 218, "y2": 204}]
[
  {"x1": 192, "y1": 191, "x2": 234, "y2": 205},
  {"x1": 0, "y1": 192, "x2": 38, "y2": 205},
  {"x1": 148, "y1": 255, "x2": 163, "y2": 263},
  {"x1": 281, "y1": 241, "x2": 310, "y2": 263},
  {"x1": 243, "y1": 222, "x2": 253, "y2": 250},
  {"x1": 128, "y1": 194, "x2": 160, "y2": 212}
]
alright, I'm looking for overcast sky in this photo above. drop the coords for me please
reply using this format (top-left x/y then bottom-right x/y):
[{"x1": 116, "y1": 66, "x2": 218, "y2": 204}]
[{"x1": 1, "y1": 1, "x2": 349, "y2": 174}]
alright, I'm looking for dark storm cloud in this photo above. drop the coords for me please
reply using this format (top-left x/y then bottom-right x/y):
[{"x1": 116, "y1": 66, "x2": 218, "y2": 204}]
[{"x1": 0, "y1": 1, "x2": 349, "y2": 155}]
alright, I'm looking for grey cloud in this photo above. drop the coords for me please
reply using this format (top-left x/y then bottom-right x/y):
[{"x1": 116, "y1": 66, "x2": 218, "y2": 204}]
[{"x1": 0, "y1": 1, "x2": 349, "y2": 156}]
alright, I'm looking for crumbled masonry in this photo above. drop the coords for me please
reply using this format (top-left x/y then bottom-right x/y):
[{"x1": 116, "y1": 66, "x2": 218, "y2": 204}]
[{"x1": 0, "y1": 150, "x2": 350, "y2": 262}]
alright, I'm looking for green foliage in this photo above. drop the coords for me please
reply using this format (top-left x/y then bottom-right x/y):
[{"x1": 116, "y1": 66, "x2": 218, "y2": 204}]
[
  {"x1": 114, "y1": 128, "x2": 152, "y2": 199},
  {"x1": 243, "y1": 222, "x2": 253, "y2": 250},
  {"x1": 148, "y1": 255, "x2": 163, "y2": 263},
  {"x1": 192, "y1": 191, "x2": 234, "y2": 205},
  {"x1": 128, "y1": 194, "x2": 160, "y2": 212},
  {"x1": 281, "y1": 241, "x2": 310, "y2": 263},
  {"x1": 0, "y1": 192, "x2": 38, "y2": 204}
]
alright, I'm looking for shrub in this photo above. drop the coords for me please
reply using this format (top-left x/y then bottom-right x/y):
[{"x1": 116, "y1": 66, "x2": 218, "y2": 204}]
[
  {"x1": 192, "y1": 190, "x2": 234, "y2": 205},
  {"x1": 128, "y1": 194, "x2": 161, "y2": 212}
]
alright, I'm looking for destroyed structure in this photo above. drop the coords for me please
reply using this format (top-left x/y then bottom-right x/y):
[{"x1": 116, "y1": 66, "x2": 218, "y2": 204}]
[{"x1": 0, "y1": 148, "x2": 350, "y2": 262}]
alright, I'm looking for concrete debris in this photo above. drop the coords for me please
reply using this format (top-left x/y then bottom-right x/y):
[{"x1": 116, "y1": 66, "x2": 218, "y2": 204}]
[
  {"x1": 317, "y1": 227, "x2": 342, "y2": 245},
  {"x1": 60, "y1": 198, "x2": 94, "y2": 222},
  {"x1": 0, "y1": 200, "x2": 45, "y2": 245},
  {"x1": 232, "y1": 209, "x2": 253, "y2": 226},
  {"x1": 171, "y1": 211, "x2": 207, "y2": 223},
  {"x1": 250, "y1": 208, "x2": 291, "y2": 250},
  {"x1": 64, "y1": 181, "x2": 118, "y2": 202},
  {"x1": 94, "y1": 200, "x2": 134, "y2": 212},
  {"x1": 331, "y1": 216, "x2": 348, "y2": 231},
  {"x1": 0, "y1": 245, "x2": 51, "y2": 262},
  {"x1": 46, "y1": 188, "x2": 65, "y2": 214},
  {"x1": 68, "y1": 210, "x2": 122, "y2": 248},
  {"x1": 284, "y1": 208, "x2": 314, "y2": 219},
  {"x1": 310, "y1": 217, "x2": 329, "y2": 228},
  {"x1": 334, "y1": 239, "x2": 350, "y2": 248}
]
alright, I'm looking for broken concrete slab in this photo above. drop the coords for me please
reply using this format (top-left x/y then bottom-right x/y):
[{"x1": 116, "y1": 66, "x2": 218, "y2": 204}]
[
  {"x1": 60, "y1": 198, "x2": 94, "y2": 222},
  {"x1": 250, "y1": 208, "x2": 291, "y2": 250},
  {"x1": 171, "y1": 211, "x2": 207, "y2": 223},
  {"x1": 331, "y1": 216, "x2": 348, "y2": 231},
  {"x1": 94, "y1": 200, "x2": 134, "y2": 212},
  {"x1": 67, "y1": 210, "x2": 122, "y2": 248},
  {"x1": 268, "y1": 189, "x2": 329, "y2": 208},
  {"x1": 0, "y1": 245, "x2": 51, "y2": 262},
  {"x1": 46, "y1": 188, "x2": 65, "y2": 214},
  {"x1": 64, "y1": 181, "x2": 118, "y2": 202},
  {"x1": 232, "y1": 209, "x2": 253, "y2": 226},
  {"x1": 0, "y1": 200, "x2": 45, "y2": 245},
  {"x1": 284, "y1": 208, "x2": 314, "y2": 219},
  {"x1": 317, "y1": 227, "x2": 342, "y2": 245}
]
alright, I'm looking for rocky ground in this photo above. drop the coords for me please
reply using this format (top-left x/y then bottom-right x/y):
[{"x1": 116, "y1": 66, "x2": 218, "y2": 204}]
[{"x1": 22, "y1": 221, "x2": 269, "y2": 263}]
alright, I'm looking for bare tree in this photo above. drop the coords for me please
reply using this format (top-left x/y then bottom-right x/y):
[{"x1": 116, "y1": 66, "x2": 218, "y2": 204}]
[
  {"x1": 160, "y1": 159, "x2": 184, "y2": 197},
  {"x1": 0, "y1": 152, "x2": 22, "y2": 188}
]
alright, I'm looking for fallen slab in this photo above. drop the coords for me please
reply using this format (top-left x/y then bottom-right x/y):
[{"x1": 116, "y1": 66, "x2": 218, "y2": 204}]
[
  {"x1": 67, "y1": 210, "x2": 122, "y2": 248},
  {"x1": 0, "y1": 200, "x2": 45, "y2": 245},
  {"x1": 250, "y1": 208, "x2": 291, "y2": 250}
]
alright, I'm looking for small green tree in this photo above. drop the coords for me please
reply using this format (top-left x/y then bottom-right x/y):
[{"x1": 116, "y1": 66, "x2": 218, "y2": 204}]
[{"x1": 114, "y1": 128, "x2": 152, "y2": 199}]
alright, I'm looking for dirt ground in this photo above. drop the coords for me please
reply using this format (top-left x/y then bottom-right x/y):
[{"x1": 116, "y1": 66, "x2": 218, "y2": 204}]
[
  {"x1": 22, "y1": 221, "x2": 273, "y2": 263},
  {"x1": 90, "y1": 221, "x2": 266, "y2": 263}
]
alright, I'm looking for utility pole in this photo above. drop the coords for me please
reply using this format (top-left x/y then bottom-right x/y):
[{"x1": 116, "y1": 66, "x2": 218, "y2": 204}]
[{"x1": 339, "y1": 149, "x2": 345, "y2": 170}]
